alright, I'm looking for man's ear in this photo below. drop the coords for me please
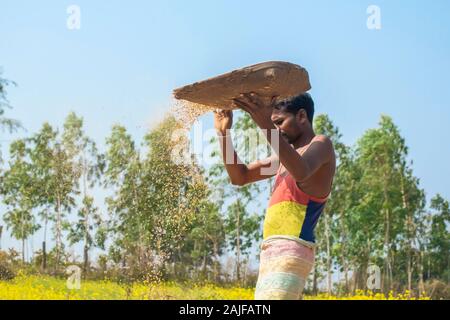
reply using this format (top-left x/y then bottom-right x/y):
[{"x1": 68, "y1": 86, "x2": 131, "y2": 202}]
[{"x1": 296, "y1": 109, "x2": 307, "y2": 124}]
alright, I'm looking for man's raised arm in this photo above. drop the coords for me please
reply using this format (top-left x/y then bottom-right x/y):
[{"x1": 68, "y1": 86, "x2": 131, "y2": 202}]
[{"x1": 214, "y1": 110, "x2": 279, "y2": 186}]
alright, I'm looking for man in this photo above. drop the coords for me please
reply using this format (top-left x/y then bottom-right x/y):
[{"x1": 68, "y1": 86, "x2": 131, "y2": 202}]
[{"x1": 213, "y1": 92, "x2": 336, "y2": 300}]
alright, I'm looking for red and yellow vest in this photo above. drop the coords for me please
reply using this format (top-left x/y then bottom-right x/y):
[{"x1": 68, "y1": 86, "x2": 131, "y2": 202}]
[{"x1": 263, "y1": 165, "x2": 329, "y2": 243}]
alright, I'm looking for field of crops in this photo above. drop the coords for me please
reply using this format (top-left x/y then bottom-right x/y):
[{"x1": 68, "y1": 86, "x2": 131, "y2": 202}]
[{"x1": 0, "y1": 275, "x2": 431, "y2": 300}]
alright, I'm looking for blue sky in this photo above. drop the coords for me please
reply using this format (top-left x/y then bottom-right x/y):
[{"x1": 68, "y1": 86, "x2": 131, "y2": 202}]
[{"x1": 1, "y1": 0, "x2": 449, "y2": 258}]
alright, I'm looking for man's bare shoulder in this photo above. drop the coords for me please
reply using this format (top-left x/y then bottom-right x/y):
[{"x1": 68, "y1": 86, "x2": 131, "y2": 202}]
[
  {"x1": 314, "y1": 134, "x2": 333, "y2": 145},
  {"x1": 296, "y1": 134, "x2": 335, "y2": 164},
  {"x1": 296, "y1": 135, "x2": 334, "y2": 152}
]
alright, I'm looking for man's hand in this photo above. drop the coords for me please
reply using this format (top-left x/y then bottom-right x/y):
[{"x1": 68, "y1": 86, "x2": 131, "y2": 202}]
[
  {"x1": 213, "y1": 109, "x2": 233, "y2": 135},
  {"x1": 232, "y1": 92, "x2": 277, "y2": 129}
]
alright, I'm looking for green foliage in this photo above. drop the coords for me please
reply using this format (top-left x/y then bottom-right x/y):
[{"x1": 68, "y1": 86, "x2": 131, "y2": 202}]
[
  {"x1": 104, "y1": 116, "x2": 213, "y2": 280},
  {"x1": 0, "y1": 249, "x2": 19, "y2": 280},
  {"x1": 0, "y1": 76, "x2": 447, "y2": 296},
  {"x1": 2, "y1": 139, "x2": 41, "y2": 262},
  {"x1": 0, "y1": 72, "x2": 21, "y2": 135},
  {"x1": 207, "y1": 111, "x2": 268, "y2": 282},
  {"x1": 313, "y1": 114, "x2": 435, "y2": 293},
  {"x1": 427, "y1": 195, "x2": 450, "y2": 281}
]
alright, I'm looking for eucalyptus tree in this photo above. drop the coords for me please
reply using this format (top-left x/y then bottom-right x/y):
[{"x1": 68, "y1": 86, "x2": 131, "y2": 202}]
[
  {"x1": 208, "y1": 111, "x2": 268, "y2": 283},
  {"x1": 2, "y1": 139, "x2": 40, "y2": 262},
  {"x1": 63, "y1": 112, "x2": 105, "y2": 273}
]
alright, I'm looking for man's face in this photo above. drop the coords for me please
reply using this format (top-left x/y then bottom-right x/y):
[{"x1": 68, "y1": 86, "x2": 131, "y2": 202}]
[{"x1": 271, "y1": 108, "x2": 303, "y2": 144}]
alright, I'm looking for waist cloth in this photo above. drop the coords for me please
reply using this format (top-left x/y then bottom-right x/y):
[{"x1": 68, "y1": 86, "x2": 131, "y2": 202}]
[{"x1": 255, "y1": 235, "x2": 316, "y2": 300}]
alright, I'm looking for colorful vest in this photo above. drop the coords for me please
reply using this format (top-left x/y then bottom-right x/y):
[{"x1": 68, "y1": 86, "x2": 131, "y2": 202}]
[{"x1": 263, "y1": 165, "x2": 328, "y2": 243}]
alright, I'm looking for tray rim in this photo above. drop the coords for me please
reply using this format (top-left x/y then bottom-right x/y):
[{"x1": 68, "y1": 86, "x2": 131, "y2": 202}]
[{"x1": 173, "y1": 60, "x2": 307, "y2": 98}]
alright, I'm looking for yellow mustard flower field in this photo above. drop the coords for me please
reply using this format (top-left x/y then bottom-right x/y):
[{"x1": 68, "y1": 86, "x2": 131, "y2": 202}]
[{"x1": 0, "y1": 274, "x2": 431, "y2": 300}]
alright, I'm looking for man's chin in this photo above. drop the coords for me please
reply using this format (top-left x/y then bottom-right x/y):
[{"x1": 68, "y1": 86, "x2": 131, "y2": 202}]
[{"x1": 282, "y1": 137, "x2": 293, "y2": 144}]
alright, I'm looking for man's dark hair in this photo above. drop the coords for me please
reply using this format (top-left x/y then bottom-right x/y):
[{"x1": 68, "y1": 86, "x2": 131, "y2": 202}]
[{"x1": 274, "y1": 92, "x2": 315, "y2": 124}]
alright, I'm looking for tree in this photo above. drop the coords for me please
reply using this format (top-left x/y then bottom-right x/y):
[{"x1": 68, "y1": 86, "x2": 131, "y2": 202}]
[
  {"x1": 397, "y1": 163, "x2": 425, "y2": 292},
  {"x1": 27, "y1": 121, "x2": 81, "y2": 269},
  {"x1": 349, "y1": 115, "x2": 428, "y2": 292},
  {"x1": 1, "y1": 139, "x2": 40, "y2": 262},
  {"x1": 63, "y1": 112, "x2": 105, "y2": 274},
  {"x1": 313, "y1": 114, "x2": 349, "y2": 294},
  {"x1": 309, "y1": 114, "x2": 429, "y2": 294},
  {"x1": 27, "y1": 123, "x2": 58, "y2": 270},
  {"x1": 208, "y1": 111, "x2": 268, "y2": 283},
  {"x1": 0, "y1": 72, "x2": 23, "y2": 251},
  {"x1": 172, "y1": 200, "x2": 226, "y2": 281},
  {"x1": 0, "y1": 71, "x2": 21, "y2": 135},
  {"x1": 103, "y1": 124, "x2": 142, "y2": 274},
  {"x1": 427, "y1": 195, "x2": 450, "y2": 282},
  {"x1": 67, "y1": 196, "x2": 105, "y2": 274},
  {"x1": 105, "y1": 116, "x2": 210, "y2": 280},
  {"x1": 353, "y1": 116, "x2": 395, "y2": 290}
]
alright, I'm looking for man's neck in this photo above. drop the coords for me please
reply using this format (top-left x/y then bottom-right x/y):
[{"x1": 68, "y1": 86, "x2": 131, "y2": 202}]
[{"x1": 292, "y1": 129, "x2": 315, "y2": 149}]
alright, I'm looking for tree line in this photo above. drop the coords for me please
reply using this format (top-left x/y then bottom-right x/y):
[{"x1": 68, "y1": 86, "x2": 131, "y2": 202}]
[{"x1": 0, "y1": 73, "x2": 448, "y2": 297}]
